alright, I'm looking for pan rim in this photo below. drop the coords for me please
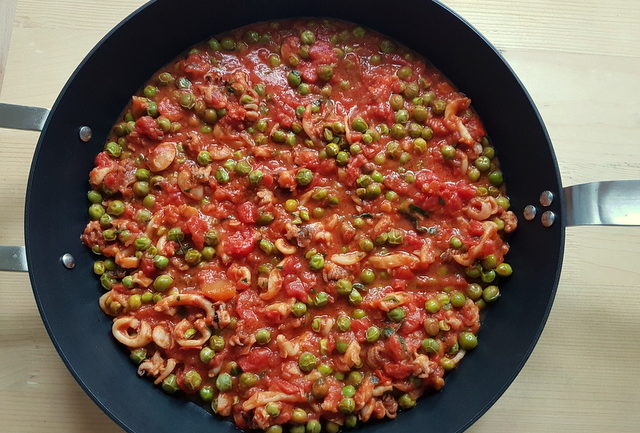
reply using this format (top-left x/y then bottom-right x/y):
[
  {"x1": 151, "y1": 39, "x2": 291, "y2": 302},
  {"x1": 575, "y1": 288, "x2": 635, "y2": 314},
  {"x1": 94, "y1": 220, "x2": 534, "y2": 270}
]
[{"x1": 23, "y1": 1, "x2": 566, "y2": 432}]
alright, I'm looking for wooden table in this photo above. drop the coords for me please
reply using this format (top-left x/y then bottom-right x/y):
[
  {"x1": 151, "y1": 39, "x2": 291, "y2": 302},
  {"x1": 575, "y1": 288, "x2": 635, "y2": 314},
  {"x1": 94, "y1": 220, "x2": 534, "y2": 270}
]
[{"x1": 1, "y1": 1, "x2": 638, "y2": 432}]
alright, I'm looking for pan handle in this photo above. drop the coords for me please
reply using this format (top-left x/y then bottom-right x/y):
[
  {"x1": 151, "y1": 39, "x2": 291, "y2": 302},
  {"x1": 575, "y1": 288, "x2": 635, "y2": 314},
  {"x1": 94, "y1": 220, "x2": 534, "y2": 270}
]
[
  {"x1": 0, "y1": 246, "x2": 28, "y2": 272},
  {"x1": 0, "y1": 103, "x2": 50, "y2": 131},
  {"x1": 565, "y1": 180, "x2": 640, "y2": 226},
  {"x1": 0, "y1": 103, "x2": 48, "y2": 272}
]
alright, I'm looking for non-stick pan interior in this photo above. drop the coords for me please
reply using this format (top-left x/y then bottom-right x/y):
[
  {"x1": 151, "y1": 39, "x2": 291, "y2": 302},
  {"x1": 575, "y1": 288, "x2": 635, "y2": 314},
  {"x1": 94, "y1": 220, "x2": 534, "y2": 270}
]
[{"x1": 25, "y1": 1, "x2": 564, "y2": 432}]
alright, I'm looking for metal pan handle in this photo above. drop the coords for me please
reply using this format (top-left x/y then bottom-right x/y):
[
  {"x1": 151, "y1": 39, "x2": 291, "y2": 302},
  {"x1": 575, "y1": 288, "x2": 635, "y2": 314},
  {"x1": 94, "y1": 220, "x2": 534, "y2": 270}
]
[
  {"x1": 565, "y1": 180, "x2": 640, "y2": 226},
  {"x1": 0, "y1": 103, "x2": 49, "y2": 272}
]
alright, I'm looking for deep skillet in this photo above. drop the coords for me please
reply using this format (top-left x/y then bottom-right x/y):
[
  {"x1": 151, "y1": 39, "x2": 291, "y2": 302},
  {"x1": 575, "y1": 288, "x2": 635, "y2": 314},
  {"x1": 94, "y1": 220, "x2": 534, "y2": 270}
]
[{"x1": 0, "y1": 1, "x2": 638, "y2": 432}]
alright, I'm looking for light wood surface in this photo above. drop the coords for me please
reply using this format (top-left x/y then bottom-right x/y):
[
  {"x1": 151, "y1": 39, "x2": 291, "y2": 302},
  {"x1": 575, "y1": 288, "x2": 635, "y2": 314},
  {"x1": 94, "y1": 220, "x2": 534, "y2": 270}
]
[{"x1": 1, "y1": 1, "x2": 639, "y2": 432}]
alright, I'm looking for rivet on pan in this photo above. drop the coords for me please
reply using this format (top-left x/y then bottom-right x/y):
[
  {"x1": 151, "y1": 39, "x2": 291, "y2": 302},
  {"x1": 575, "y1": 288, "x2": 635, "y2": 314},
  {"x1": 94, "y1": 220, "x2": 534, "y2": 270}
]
[
  {"x1": 539, "y1": 190, "x2": 554, "y2": 207},
  {"x1": 79, "y1": 126, "x2": 92, "y2": 142},
  {"x1": 541, "y1": 211, "x2": 556, "y2": 228},
  {"x1": 523, "y1": 205, "x2": 537, "y2": 221},
  {"x1": 61, "y1": 253, "x2": 75, "y2": 269}
]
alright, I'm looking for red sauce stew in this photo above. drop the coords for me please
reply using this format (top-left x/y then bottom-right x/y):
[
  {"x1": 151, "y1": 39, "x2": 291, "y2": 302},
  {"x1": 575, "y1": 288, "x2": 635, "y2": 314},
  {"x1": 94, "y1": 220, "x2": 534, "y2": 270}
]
[{"x1": 83, "y1": 19, "x2": 517, "y2": 432}]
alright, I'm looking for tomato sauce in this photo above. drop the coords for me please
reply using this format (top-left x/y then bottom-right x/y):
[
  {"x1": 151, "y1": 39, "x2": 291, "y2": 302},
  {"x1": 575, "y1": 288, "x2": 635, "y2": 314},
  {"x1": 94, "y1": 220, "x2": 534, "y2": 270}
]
[{"x1": 83, "y1": 19, "x2": 517, "y2": 432}]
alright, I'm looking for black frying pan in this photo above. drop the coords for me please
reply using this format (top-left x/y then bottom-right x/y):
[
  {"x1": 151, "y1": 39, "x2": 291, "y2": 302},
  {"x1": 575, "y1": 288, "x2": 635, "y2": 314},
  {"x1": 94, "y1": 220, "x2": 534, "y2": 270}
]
[{"x1": 0, "y1": 1, "x2": 638, "y2": 432}]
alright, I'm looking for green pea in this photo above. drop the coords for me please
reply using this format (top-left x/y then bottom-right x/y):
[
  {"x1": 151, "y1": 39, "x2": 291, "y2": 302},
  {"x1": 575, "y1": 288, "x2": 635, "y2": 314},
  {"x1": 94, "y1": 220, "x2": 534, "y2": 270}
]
[
  {"x1": 304, "y1": 419, "x2": 321, "y2": 433},
  {"x1": 140, "y1": 292, "x2": 153, "y2": 304},
  {"x1": 292, "y1": 408, "x2": 308, "y2": 424},
  {"x1": 87, "y1": 190, "x2": 102, "y2": 204},
  {"x1": 356, "y1": 238, "x2": 373, "y2": 253},
  {"x1": 199, "y1": 346, "x2": 215, "y2": 364},
  {"x1": 201, "y1": 246, "x2": 215, "y2": 260},
  {"x1": 496, "y1": 263, "x2": 513, "y2": 277},
  {"x1": 441, "y1": 144, "x2": 456, "y2": 159},
  {"x1": 451, "y1": 291, "x2": 467, "y2": 308},
  {"x1": 240, "y1": 170, "x2": 261, "y2": 188},
  {"x1": 425, "y1": 299, "x2": 441, "y2": 314},
  {"x1": 131, "y1": 181, "x2": 149, "y2": 198},
  {"x1": 481, "y1": 146, "x2": 495, "y2": 160},
  {"x1": 102, "y1": 229, "x2": 117, "y2": 241},
  {"x1": 314, "y1": 291, "x2": 329, "y2": 307},
  {"x1": 183, "y1": 370, "x2": 202, "y2": 391},
  {"x1": 379, "y1": 40, "x2": 395, "y2": 53},
  {"x1": 193, "y1": 151, "x2": 212, "y2": 166},
  {"x1": 153, "y1": 274, "x2": 173, "y2": 292},
  {"x1": 299, "y1": 352, "x2": 318, "y2": 372},
  {"x1": 133, "y1": 236, "x2": 150, "y2": 251},
  {"x1": 104, "y1": 141, "x2": 122, "y2": 158},
  {"x1": 390, "y1": 123, "x2": 406, "y2": 139},
  {"x1": 308, "y1": 253, "x2": 324, "y2": 271},
  {"x1": 488, "y1": 170, "x2": 504, "y2": 186},
  {"x1": 93, "y1": 261, "x2": 105, "y2": 275},
  {"x1": 282, "y1": 199, "x2": 298, "y2": 213},
  {"x1": 162, "y1": 374, "x2": 179, "y2": 394},
  {"x1": 215, "y1": 373, "x2": 232, "y2": 391},
  {"x1": 317, "y1": 364, "x2": 333, "y2": 376},
  {"x1": 432, "y1": 99, "x2": 446, "y2": 115},
  {"x1": 465, "y1": 283, "x2": 482, "y2": 301},
  {"x1": 336, "y1": 316, "x2": 351, "y2": 332},
  {"x1": 185, "y1": 249, "x2": 202, "y2": 265},
  {"x1": 129, "y1": 348, "x2": 147, "y2": 364},
  {"x1": 449, "y1": 236, "x2": 463, "y2": 249},
  {"x1": 265, "y1": 401, "x2": 280, "y2": 417},
  {"x1": 398, "y1": 393, "x2": 416, "y2": 409},
  {"x1": 352, "y1": 309, "x2": 366, "y2": 319},
  {"x1": 220, "y1": 37, "x2": 236, "y2": 51},
  {"x1": 288, "y1": 70, "x2": 302, "y2": 87},
  {"x1": 412, "y1": 105, "x2": 429, "y2": 122},
  {"x1": 209, "y1": 335, "x2": 225, "y2": 351},
  {"x1": 336, "y1": 151, "x2": 349, "y2": 165},
  {"x1": 266, "y1": 427, "x2": 283, "y2": 433},
  {"x1": 106, "y1": 200, "x2": 125, "y2": 216},
  {"x1": 349, "y1": 289, "x2": 362, "y2": 306},
  {"x1": 296, "y1": 168, "x2": 313, "y2": 186},
  {"x1": 257, "y1": 239, "x2": 274, "y2": 256},
  {"x1": 199, "y1": 385, "x2": 214, "y2": 402},
  {"x1": 268, "y1": 53, "x2": 281, "y2": 67},
  {"x1": 317, "y1": 65, "x2": 333, "y2": 82},
  {"x1": 331, "y1": 279, "x2": 351, "y2": 297},
  {"x1": 153, "y1": 255, "x2": 169, "y2": 270},
  {"x1": 387, "y1": 229, "x2": 404, "y2": 245},
  {"x1": 481, "y1": 270, "x2": 496, "y2": 283},
  {"x1": 99, "y1": 213, "x2": 113, "y2": 228},
  {"x1": 365, "y1": 183, "x2": 382, "y2": 200},
  {"x1": 483, "y1": 285, "x2": 500, "y2": 302},
  {"x1": 395, "y1": 109, "x2": 409, "y2": 123},
  {"x1": 103, "y1": 259, "x2": 116, "y2": 271},
  {"x1": 300, "y1": 30, "x2": 316, "y2": 45},
  {"x1": 142, "y1": 194, "x2": 156, "y2": 209},
  {"x1": 421, "y1": 338, "x2": 440, "y2": 355},
  {"x1": 298, "y1": 83, "x2": 311, "y2": 95},
  {"x1": 396, "y1": 66, "x2": 412, "y2": 80},
  {"x1": 360, "y1": 268, "x2": 375, "y2": 284},
  {"x1": 239, "y1": 372, "x2": 259, "y2": 388},
  {"x1": 440, "y1": 357, "x2": 455, "y2": 371},
  {"x1": 466, "y1": 265, "x2": 482, "y2": 279},
  {"x1": 387, "y1": 307, "x2": 406, "y2": 322},
  {"x1": 255, "y1": 328, "x2": 271, "y2": 345},
  {"x1": 292, "y1": 301, "x2": 307, "y2": 317},
  {"x1": 475, "y1": 156, "x2": 491, "y2": 172},
  {"x1": 366, "y1": 326, "x2": 381, "y2": 342},
  {"x1": 351, "y1": 117, "x2": 368, "y2": 133},
  {"x1": 339, "y1": 397, "x2": 355, "y2": 413},
  {"x1": 312, "y1": 207, "x2": 324, "y2": 219},
  {"x1": 157, "y1": 71, "x2": 174, "y2": 85},
  {"x1": 339, "y1": 385, "x2": 356, "y2": 399},
  {"x1": 214, "y1": 167, "x2": 230, "y2": 183},
  {"x1": 325, "y1": 422, "x2": 340, "y2": 433},
  {"x1": 389, "y1": 94, "x2": 405, "y2": 111},
  {"x1": 459, "y1": 332, "x2": 478, "y2": 350}
]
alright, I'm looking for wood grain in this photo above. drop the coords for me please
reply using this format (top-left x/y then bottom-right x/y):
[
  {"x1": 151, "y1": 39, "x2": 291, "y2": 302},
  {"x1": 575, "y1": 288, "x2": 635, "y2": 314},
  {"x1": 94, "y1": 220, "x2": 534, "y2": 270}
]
[
  {"x1": 0, "y1": 1, "x2": 638, "y2": 432},
  {"x1": 0, "y1": 0, "x2": 17, "y2": 88}
]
